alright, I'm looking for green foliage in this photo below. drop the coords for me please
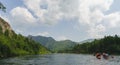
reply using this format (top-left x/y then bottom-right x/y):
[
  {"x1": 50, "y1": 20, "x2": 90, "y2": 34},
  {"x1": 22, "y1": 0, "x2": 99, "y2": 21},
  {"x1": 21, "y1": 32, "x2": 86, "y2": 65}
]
[
  {"x1": 0, "y1": 33, "x2": 50, "y2": 58},
  {"x1": 72, "y1": 35, "x2": 120, "y2": 54},
  {"x1": 0, "y1": 26, "x2": 2, "y2": 34},
  {"x1": 0, "y1": 18, "x2": 50, "y2": 58},
  {"x1": 4, "y1": 30, "x2": 9, "y2": 36},
  {"x1": 28, "y1": 36, "x2": 76, "y2": 53},
  {"x1": 51, "y1": 40, "x2": 76, "y2": 53}
]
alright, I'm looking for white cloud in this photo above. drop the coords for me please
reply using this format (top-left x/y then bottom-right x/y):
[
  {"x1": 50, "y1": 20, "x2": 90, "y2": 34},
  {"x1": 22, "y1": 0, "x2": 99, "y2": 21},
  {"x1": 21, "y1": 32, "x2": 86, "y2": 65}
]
[
  {"x1": 59, "y1": 0, "x2": 80, "y2": 18},
  {"x1": 10, "y1": 7, "x2": 38, "y2": 34},
  {"x1": 104, "y1": 12, "x2": 120, "y2": 28},
  {"x1": 78, "y1": 0, "x2": 120, "y2": 38},
  {"x1": 9, "y1": 0, "x2": 80, "y2": 37},
  {"x1": 37, "y1": 32, "x2": 50, "y2": 37},
  {"x1": 9, "y1": 0, "x2": 79, "y2": 26},
  {"x1": 10, "y1": 7, "x2": 36, "y2": 24},
  {"x1": 9, "y1": 0, "x2": 120, "y2": 39},
  {"x1": 79, "y1": 0, "x2": 113, "y2": 24},
  {"x1": 23, "y1": 0, "x2": 62, "y2": 25},
  {"x1": 23, "y1": 0, "x2": 80, "y2": 25}
]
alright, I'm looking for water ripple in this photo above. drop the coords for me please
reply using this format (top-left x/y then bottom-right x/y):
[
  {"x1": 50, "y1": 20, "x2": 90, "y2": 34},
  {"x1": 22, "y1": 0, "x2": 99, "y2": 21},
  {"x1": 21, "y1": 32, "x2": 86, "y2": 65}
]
[{"x1": 0, "y1": 54, "x2": 120, "y2": 65}]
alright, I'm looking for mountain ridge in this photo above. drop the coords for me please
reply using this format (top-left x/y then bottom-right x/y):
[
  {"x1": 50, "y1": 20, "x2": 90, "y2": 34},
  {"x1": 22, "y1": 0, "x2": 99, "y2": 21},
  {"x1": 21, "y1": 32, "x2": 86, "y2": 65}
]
[
  {"x1": 28, "y1": 35, "x2": 77, "y2": 52},
  {"x1": 28, "y1": 35, "x2": 94, "y2": 52}
]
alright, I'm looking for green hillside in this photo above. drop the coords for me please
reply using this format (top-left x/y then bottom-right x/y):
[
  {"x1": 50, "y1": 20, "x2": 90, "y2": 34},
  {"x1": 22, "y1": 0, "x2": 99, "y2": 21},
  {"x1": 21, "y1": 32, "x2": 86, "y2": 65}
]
[
  {"x1": 72, "y1": 35, "x2": 120, "y2": 54},
  {"x1": 28, "y1": 35, "x2": 76, "y2": 53},
  {"x1": 0, "y1": 17, "x2": 50, "y2": 58}
]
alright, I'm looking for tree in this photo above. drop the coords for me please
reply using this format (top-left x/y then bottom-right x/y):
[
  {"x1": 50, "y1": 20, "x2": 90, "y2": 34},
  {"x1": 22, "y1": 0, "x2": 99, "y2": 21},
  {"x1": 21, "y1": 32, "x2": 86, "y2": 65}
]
[
  {"x1": 71, "y1": 35, "x2": 120, "y2": 54},
  {"x1": 0, "y1": 2, "x2": 6, "y2": 12},
  {"x1": 0, "y1": 26, "x2": 2, "y2": 34},
  {"x1": 4, "y1": 30, "x2": 9, "y2": 36}
]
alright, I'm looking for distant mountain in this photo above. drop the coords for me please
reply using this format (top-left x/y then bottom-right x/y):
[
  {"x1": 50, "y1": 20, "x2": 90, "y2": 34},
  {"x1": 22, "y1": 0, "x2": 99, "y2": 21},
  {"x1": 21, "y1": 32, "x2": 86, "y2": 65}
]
[
  {"x1": 28, "y1": 35, "x2": 77, "y2": 52},
  {"x1": 28, "y1": 35, "x2": 55, "y2": 46},
  {"x1": 0, "y1": 17, "x2": 50, "y2": 58},
  {"x1": 79, "y1": 39, "x2": 94, "y2": 44}
]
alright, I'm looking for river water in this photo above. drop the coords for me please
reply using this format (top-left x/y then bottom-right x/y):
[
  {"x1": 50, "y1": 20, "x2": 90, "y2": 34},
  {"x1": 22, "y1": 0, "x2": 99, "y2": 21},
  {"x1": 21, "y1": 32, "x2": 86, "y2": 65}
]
[{"x1": 0, "y1": 54, "x2": 120, "y2": 65}]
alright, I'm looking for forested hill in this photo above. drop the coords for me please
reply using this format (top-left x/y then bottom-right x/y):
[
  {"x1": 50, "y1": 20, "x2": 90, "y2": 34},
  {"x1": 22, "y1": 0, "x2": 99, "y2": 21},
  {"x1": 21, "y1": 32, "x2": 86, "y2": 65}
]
[
  {"x1": 28, "y1": 35, "x2": 77, "y2": 52},
  {"x1": 28, "y1": 35, "x2": 56, "y2": 46},
  {"x1": 0, "y1": 17, "x2": 50, "y2": 58},
  {"x1": 72, "y1": 35, "x2": 120, "y2": 54}
]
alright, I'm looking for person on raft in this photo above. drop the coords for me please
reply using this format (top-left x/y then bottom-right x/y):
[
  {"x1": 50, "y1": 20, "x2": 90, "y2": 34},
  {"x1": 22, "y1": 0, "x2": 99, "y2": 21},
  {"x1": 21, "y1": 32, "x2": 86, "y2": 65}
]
[
  {"x1": 95, "y1": 52, "x2": 111, "y2": 59},
  {"x1": 102, "y1": 53, "x2": 109, "y2": 59},
  {"x1": 95, "y1": 53, "x2": 102, "y2": 59}
]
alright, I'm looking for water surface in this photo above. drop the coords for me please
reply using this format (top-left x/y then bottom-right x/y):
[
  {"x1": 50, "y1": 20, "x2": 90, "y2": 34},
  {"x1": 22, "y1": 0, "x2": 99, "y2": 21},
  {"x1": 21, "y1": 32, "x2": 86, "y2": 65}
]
[{"x1": 0, "y1": 54, "x2": 120, "y2": 65}]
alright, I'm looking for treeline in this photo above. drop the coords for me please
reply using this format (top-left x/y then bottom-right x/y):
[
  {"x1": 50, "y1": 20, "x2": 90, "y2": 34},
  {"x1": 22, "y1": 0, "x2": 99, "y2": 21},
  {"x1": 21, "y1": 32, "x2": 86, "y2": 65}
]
[
  {"x1": 72, "y1": 35, "x2": 120, "y2": 54},
  {"x1": 0, "y1": 26, "x2": 50, "y2": 58}
]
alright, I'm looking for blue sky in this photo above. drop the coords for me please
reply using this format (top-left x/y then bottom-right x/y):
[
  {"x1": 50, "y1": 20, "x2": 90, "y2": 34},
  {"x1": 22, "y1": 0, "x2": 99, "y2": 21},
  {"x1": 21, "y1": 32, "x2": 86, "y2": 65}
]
[{"x1": 0, "y1": 0, "x2": 120, "y2": 42}]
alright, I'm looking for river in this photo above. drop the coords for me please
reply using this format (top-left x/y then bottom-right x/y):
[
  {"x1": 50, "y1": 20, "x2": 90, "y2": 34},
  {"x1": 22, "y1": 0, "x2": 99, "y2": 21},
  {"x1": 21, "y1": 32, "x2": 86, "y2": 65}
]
[{"x1": 0, "y1": 54, "x2": 120, "y2": 65}]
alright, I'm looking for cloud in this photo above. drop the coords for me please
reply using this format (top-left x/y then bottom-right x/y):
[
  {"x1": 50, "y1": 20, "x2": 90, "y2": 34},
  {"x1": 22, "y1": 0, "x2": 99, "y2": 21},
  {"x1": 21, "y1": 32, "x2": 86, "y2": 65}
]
[
  {"x1": 9, "y1": 0, "x2": 120, "y2": 39},
  {"x1": 37, "y1": 32, "x2": 50, "y2": 37},
  {"x1": 10, "y1": 7, "x2": 37, "y2": 33},
  {"x1": 23, "y1": 0, "x2": 80, "y2": 25},
  {"x1": 104, "y1": 12, "x2": 120, "y2": 28},
  {"x1": 9, "y1": 0, "x2": 80, "y2": 37},
  {"x1": 59, "y1": 0, "x2": 80, "y2": 18},
  {"x1": 79, "y1": 0, "x2": 114, "y2": 23},
  {"x1": 10, "y1": 7, "x2": 36, "y2": 24},
  {"x1": 78, "y1": 0, "x2": 120, "y2": 38},
  {"x1": 10, "y1": 0, "x2": 80, "y2": 27},
  {"x1": 23, "y1": 0, "x2": 62, "y2": 25}
]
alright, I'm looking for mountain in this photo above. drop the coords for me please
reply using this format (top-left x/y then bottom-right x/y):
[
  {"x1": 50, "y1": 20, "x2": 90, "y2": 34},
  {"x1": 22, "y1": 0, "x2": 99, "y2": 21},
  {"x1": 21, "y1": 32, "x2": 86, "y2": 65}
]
[
  {"x1": 28, "y1": 35, "x2": 55, "y2": 46},
  {"x1": 28, "y1": 35, "x2": 76, "y2": 52},
  {"x1": 0, "y1": 17, "x2": 50, "y2": 58}
]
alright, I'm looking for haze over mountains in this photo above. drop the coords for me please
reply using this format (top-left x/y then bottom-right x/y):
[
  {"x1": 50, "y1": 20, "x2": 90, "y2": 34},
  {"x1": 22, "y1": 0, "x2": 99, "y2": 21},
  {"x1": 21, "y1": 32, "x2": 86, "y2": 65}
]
[{"x1": 79, "y1": 39, "x2": 94, "y2": 44}]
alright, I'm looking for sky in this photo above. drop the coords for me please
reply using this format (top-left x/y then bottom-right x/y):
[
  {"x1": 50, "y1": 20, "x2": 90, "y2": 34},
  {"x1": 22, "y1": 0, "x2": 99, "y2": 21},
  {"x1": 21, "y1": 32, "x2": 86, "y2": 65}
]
[{"x1": 0, "y1": 0, "x2": 120, "y2": 42}]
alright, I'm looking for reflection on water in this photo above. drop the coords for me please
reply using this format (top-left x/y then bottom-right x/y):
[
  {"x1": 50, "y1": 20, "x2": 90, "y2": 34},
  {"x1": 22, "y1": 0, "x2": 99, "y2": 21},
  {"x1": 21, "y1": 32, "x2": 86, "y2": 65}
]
[{"x1": 0, "y1": 54, "x2": 120, "y2": 65}]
